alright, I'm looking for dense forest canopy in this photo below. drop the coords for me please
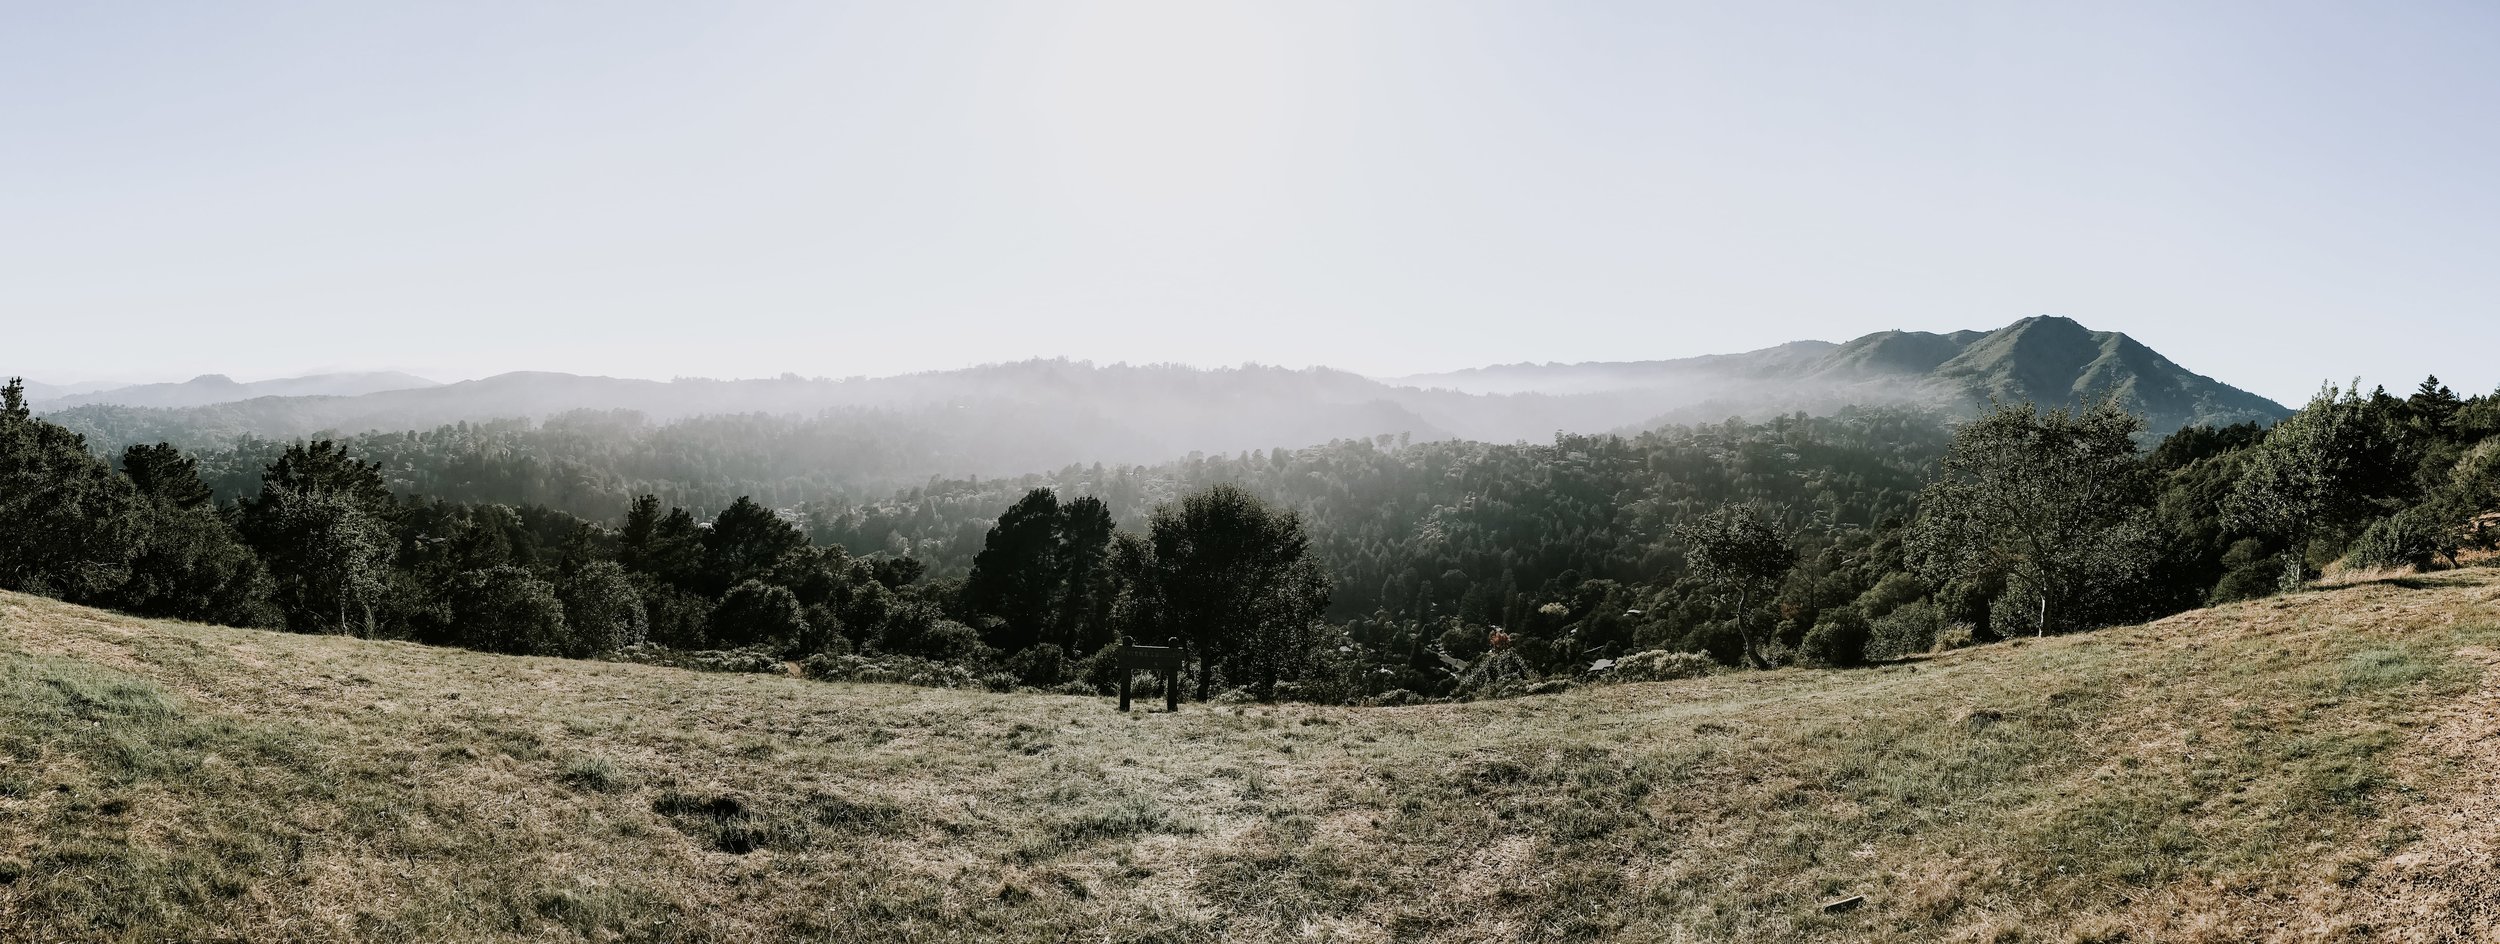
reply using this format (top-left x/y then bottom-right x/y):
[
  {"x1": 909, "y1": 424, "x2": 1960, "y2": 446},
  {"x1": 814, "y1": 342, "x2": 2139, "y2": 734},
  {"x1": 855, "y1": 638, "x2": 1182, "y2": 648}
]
[{"x1": 4, "y1": 372, "x2": 2495, "y2": 705}]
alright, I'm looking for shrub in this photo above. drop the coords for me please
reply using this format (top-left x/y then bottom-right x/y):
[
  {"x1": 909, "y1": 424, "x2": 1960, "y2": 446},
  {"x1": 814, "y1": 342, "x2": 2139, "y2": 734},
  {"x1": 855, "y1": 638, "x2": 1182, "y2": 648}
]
[
  {"x1": 1933, "y1": 622, "x2": 1980, "y2": 651},
  {"x1": 1798, "y1": 606, "x2": 1871, "y2": 667},
  {"x1": 884, "y1": 616, "x2": 991, "y2": 663},
  {"x1": 1604, "y1": 650, "x2": 1717, "y2": 683},
  {"x1": 450, "y1": 566, "x2": 572, "y2": 656},
  {"x1": 1865, "y1": 599, "x2": 1943, "y2": 661},
  {"x1": 1437, "y1": 624, "x2": 1491, "y2": 662},
  {"x1": 1452, "y1": 650, "x2": 1536, "y2": 699},
  {"x1": 2346, "y1": 506, "x2": 2455, "y2": 571},
  {"x1": 800, "y1": 652, "x2": 982, "y2": 690},
  {"x1": 2209, "y1": 538, "x2": 2282, "y2": 604},
  {"x1": 1853, "y1": 572, "x2": 1927, "y2": 619},
  {"x1": 709, "y1": 581, "x2": 808, "y2": 652},
  {"x1": 609, "y1": 644, "x2": 784, "y2": 674},
  {"x1": 1006, "y1": 644, "x2": 1069, "y2": 687}
]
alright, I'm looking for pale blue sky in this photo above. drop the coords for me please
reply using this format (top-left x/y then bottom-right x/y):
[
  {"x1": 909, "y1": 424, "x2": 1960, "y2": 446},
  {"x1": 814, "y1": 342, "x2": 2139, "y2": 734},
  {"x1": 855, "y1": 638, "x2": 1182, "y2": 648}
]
[{"x1": 5, "y1": 1, "x2": 2497, "y2": 404}]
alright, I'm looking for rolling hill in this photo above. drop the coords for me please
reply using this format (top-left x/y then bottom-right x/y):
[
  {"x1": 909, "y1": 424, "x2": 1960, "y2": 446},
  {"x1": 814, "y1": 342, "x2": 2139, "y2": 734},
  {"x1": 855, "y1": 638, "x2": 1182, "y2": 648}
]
[{"x1": 3, "y1": 570, "x2": 2495, "y2": 941}]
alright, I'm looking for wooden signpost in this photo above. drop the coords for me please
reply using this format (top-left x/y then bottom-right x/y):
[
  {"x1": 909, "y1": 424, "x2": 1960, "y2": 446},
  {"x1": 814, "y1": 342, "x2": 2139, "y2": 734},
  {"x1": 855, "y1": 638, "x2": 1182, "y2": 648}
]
[{"x1": 1117, "y1": 636, "x2": 1185, "y2": 712}]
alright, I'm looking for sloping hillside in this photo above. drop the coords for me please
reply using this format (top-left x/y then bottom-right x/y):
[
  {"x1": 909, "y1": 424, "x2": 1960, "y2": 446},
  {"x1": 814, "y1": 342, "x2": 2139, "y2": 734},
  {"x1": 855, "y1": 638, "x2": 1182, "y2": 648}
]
[
  {"x1": 4, "y1": 574, "x2": 2497, "y2": 942},
  {"x1": 1919, "y1": 316, "x2": 2289, "y2": 433}
]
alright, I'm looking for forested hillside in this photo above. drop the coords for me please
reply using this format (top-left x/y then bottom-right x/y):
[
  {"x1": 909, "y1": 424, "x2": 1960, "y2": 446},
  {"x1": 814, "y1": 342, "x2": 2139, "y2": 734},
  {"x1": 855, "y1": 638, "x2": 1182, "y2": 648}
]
[{"x1": 807, "y1": 409, "x2": 1953, "y2": 627}]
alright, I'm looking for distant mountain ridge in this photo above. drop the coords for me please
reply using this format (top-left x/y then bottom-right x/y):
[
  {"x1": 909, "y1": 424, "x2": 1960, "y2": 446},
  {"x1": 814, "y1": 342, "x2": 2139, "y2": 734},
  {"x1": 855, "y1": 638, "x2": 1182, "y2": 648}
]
[
  {"x1": 22, "y1": 317, "x2": 2283, "y2": 482},
  {"x1": 16, "y1": 379, "x2": 127, "y2": 402},
  {"x1": 27, "y1": 371, "x2": 439, "y2": 409},
  {"x1": 1391, "y1": 316, "x2": 2287, "y2": 433}
]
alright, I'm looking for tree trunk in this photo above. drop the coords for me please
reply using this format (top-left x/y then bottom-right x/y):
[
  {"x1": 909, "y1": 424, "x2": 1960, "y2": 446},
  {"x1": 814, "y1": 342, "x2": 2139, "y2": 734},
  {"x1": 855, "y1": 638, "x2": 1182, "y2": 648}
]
[
  {"x1": 1736, "y1": 589, "x2": 1763, "y2": 669},
  {"x1": 2281, "y1": 529, "x2": 2308, "y2": 592}
]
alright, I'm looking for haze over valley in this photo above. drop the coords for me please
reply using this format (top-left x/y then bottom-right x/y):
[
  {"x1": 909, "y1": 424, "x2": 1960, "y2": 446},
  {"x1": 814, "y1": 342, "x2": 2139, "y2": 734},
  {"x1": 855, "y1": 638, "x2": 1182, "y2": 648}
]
[{"x1": 16, "y1": 315, "x2": 2289, "y2": 502}]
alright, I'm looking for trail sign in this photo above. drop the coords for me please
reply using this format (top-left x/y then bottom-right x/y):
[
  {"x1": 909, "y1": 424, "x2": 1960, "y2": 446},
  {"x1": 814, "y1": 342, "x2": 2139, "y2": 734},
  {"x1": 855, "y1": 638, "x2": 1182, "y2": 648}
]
[{"x1": 1117, "y1": 636, "x2": 1185, "y2": 712}]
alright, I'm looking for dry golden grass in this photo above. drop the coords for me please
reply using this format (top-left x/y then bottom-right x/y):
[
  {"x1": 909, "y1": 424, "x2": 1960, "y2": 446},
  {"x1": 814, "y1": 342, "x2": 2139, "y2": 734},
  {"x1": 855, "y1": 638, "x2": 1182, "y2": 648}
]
[
  {"x1": 4, "y1": 572, "x2": 2499, "y2": 942},
  {"x1": 2316, "y1": 562, "x2": 2424, "y2": 587}
]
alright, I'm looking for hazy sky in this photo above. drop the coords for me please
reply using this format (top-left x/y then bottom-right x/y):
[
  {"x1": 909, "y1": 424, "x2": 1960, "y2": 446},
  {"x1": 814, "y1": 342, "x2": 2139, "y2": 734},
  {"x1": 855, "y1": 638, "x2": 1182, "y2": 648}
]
[{"x1": 7, "y1": 1, "x2": 2499, "y2": 404}]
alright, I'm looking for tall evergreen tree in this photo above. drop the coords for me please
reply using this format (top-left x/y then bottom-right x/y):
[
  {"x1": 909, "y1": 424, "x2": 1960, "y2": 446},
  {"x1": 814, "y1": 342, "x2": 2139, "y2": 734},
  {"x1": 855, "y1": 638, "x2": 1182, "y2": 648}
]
[
  {"x1": 239, "y1": 443, "x2": 397, "y2": 634},
  {"x1": 703, "y1": 497, "x2": 807, "y2": 596},
  {"x1": 964, "y1": 488, "x2": 1067, "y2": 651},
  {"x1": 120, "y1": 443, "x2": 216, "y2": 510},
  {"x1": 0, "y1": 378, "x2": 141, "y2": 603},
  {"x1": 1054, "y1": 495, "x2": 1118, "y2": 653},
  {"x1": 2410, "y1": 375, "x2": 2463, "y2": 431}
]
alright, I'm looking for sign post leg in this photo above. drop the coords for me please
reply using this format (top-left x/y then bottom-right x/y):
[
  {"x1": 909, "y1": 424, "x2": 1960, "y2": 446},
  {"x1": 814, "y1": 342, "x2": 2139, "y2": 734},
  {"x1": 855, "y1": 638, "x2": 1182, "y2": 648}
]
[
  {"x1": 1165, "y1": 668, "x2": 1179, "y2": 712},
  {"x1": 1119, "y1": 668, "x2": 1131, "y2": 712}
]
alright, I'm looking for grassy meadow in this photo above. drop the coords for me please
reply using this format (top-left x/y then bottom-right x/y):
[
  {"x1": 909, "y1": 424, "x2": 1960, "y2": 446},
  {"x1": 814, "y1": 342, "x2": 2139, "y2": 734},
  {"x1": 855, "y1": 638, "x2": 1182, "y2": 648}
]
[{"x1": 4, "y1": 572, "x2": 2499, "y2": 943}]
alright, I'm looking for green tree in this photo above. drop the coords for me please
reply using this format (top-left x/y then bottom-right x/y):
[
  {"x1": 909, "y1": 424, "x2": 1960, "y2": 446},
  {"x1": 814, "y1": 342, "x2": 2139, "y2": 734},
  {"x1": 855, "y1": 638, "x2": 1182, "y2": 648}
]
[
  {"x1": 250, "y1": 489, "x2": 392, "y2": 635},
  {"x1": 0, "y1": 378, "x2": 142, "y2": 603},
  {"x1": 1674, "y1": 503, "x2": 1797, "y2": 667},
  {"x1": 2448, "y1": 437, "x2": 2500, "y2": 517},
  {"x1": 248, "y1": 440, "x2": 398, "y2": 523},
  {"x1": 1910, "y1": 400, "x2": 2158, "y2": 636},
  {"x1": 2409, "y1": 375, "x2": 2463, "y2": 432},
  {"x1": 1138, "y1": 484, "x2": 1331, "y2": 700},
  {"x1": 703, "y1": 497, "x2": 807, "y2": 595},
  {"x1": 964, "y1": 488, "x2": 1065, "y2": 651},
  {"x1": 117, "y1": 494, "x2": 279, "y2": 627},
  {"x1": 2225, "y1": 383, "x2": 2407, "y2": 590},
  {"x1": 1053, "y1": 495, "x2": 1118, "y2": 653},
  {"x1": 619, "y1": 495, "x2": 705, "y2": 592},
  {"x1": 238, "y1": 442, "x2": 400, "y2": 634},
  {"x1": 557, "y1": 560, "x2": 647, "y2": 655},
  {"x1": 119, "y1": 443, "x2": 215, "y2": 510}
]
